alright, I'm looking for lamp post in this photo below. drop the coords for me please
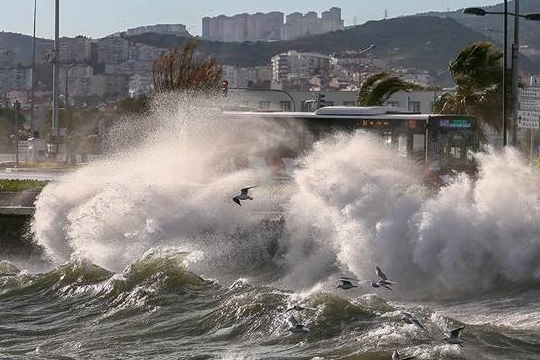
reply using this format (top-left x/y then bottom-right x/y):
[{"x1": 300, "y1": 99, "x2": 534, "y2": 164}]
[
  {"x1": 464, "y1": 1, "x2": 540, "y2": 147},
  {"x1": 14, "y1": 100, "x2": 20, "y2": 167},
  {"x1": 64, "y1": 63, "x2": 75, "y2": 127}
]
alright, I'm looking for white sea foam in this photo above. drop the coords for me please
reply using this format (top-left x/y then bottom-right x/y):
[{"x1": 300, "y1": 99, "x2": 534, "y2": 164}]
[{"x1": 31, "y1": 94, "x2": 540, "y2": 299}]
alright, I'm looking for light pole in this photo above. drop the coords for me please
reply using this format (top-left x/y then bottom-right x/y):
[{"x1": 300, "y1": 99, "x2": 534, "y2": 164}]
[
  {"x1": 52, "y1": 0, "x2": 60, "y2": 160},
  {"x1": 64, "y1": 63, "x2": 75, "y2": 127},
  {"x1": 30, "y1": 0, "x2": 36, "y2": 136},
  {"x1": 14, "y1": 100, "x2": 20, "y2": 167},
  {"x1": 464, "y1": 2, "x2": 540, "y2": 147}
]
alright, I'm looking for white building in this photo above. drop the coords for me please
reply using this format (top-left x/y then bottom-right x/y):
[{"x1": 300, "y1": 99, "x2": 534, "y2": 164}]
[
  {"x1": 271, "y1": 51, "x2": 331, "y2": 84},
  {"x1": 281, "y1": 7, "x2": 344, "y2": 40},
  {"x1": 129, "y1": 74, "x2": 154, "y2": 98},
  {"x1": 222, "y1": 65, "x2": 271, "y2": 88},
  {"x1": 202, "y1": 12, "x2": 283, "y2": 42}
]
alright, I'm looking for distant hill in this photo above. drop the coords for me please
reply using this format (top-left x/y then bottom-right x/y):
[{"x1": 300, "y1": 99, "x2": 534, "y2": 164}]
[
  {"x1": 0, "y1": 32, "x2": 52, "y2": 65},
  {"x1": 2, "y1": 4, "x2": 540, "y2": 77},
  {"x1": 423, "y1": 0, "x2": 540, "y2": 57},
  {"x1": 129, "y1": 15, "x2": 540, "y2": 75}
]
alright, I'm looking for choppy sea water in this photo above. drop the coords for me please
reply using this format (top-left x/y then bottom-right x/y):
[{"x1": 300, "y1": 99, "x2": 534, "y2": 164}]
[{"x1": 3, "y1": 95, "x2": 540, "y2": 359}]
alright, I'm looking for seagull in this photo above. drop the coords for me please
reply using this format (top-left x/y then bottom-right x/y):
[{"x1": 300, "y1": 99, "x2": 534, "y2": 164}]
[
  {"x1": 371, "y1": 280, "x2": 393, "y2": 291},
  {"x1": 392, "y1": 350, "x2": 416, "y2": 360},
  {"x1": 285, "y1": 304, "x2": 316, "y2": 312},
  {"x1": 443, "y1": 326, "x2": 465, "y2": 346},
  {"x1": 376, "y1": 266, "x2": 396, "y2": 284},
  {"x1": 337, "y1": 277, "x2": 358, "y2": 290},
  {"x1": 232, "y1": 186, "x2": 258, "y2": 206},
  {"x1": 288, "y1": 315, "x2": 309, "y2": 334},
  {"x1": 401, "y1": 311, "x2": 427, "y2": 331}
]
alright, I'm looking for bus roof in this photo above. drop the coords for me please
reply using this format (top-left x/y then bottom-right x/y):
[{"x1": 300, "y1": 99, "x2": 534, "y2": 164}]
[{"x1": 221, "y1": 106, "x2": 475, "y2": 121}]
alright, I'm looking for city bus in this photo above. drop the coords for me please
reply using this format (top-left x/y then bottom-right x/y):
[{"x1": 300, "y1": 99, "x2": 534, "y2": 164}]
[{"x1": 221, "y1": 106, "x2": 479, "y2": 184}]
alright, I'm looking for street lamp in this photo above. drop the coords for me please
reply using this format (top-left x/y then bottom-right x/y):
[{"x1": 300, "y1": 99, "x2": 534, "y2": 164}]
[
  {"x1": 464, "y1": 1, "x2": 540, "y2": 147},
  {"x1": 64, "y1": 63, "x2": 75, "y2": 126}
]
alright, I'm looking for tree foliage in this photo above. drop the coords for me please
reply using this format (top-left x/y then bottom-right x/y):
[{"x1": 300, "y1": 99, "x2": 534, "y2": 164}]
[
  {"x1": 152, "y1": 40, "x2": 223, "y2": 93},
  {"x1": 356, "y1": 71, "x2": 423, "y2": 106},
  {"x1": 434, "y1": 41, "x2": 504, "y2": 132}
]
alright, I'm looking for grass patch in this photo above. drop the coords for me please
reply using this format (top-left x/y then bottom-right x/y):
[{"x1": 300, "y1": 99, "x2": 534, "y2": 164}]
[{"x1": 0, "y1": 179, "x2": 49, "y2": 192}]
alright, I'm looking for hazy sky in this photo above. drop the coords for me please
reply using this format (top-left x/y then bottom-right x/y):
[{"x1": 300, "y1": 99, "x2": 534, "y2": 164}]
[{"x1": 5, "y1": 0, "x2": 502, "y2": 39}]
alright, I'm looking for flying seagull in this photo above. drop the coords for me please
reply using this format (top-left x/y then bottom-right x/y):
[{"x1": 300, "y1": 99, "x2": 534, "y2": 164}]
[
  {"x1": 337, "y1": 277, "x2": 358, "y2": 290},
  {"x1": 232, "y1": 186, "x2": 258, "y2": 206},
  {"x1": 401, "y1": 311, "x2": 427, "y2": 332},
  {"x1": 392, "y1": 350, "x2": 416, "y2": 360},
  {"x1": 371, "y1": 280, "x2": 393, "y2": 291},
  {"x1": 443, "y1": 326, "x2": 465, "y2": 346},
  {"x1": 376, "y1": 266, "x2": 395, "y2": 283},
  {"x1": 288, "y1": 315, "x2": 309, "y2": 334}
]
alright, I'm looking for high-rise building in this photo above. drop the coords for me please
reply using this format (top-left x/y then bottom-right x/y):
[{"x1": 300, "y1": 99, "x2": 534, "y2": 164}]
[{"x1": 203, "y1": 12, "x2": 284, "y2": 42}]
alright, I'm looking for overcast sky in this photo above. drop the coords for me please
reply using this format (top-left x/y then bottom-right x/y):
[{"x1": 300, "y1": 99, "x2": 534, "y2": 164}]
[{"x1": 3, "y1": 0, "x2": 502, "y2": 39}]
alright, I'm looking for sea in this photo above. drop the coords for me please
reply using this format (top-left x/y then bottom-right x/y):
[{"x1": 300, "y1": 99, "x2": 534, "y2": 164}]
[{"x1": 1, "y1": 94, "x2": 540, "y2": 359}]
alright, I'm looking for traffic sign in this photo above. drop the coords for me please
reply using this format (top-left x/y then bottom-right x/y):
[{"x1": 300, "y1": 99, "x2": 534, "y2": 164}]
[
  {"x1": 517, "y1": 110, "x2": 540, "y2": 129},
  {"x1": 519, "y1": 87, "x2": 540, "y2": 99},
  {"x1": 519, "y1": 97, "x2": 540, "y2": 111}
]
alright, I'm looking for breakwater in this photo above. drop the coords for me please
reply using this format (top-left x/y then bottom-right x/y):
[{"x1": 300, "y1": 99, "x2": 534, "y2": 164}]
[{"x1": 0, "y1": 190, "x2": 40, "y2": 258}]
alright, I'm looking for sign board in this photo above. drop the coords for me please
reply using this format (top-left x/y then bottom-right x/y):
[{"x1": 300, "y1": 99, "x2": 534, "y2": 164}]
[
  {"x1": 517, "y1": 110, "x2": 540, "y2": 129},
  {"x1": 518, "y1": 87, "x2": 540, "y2": 129},
  {"x1": 519, "y1": 87, "x2": 540, "y2": 99},
  {"x1": 17, "y1": 140, "x2": 29, "y2": 158},
  {"x1": 518, "y1": 97, "x2": 540, "y2": 111}
]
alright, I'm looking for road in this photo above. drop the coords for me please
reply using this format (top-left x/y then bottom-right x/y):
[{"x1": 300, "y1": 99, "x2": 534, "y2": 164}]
[{"x1": 0, "y1": 169, "x2": 67, "y2": 181}]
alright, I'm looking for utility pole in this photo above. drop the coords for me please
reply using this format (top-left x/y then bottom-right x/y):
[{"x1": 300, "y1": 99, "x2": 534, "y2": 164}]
[
  {"x1": 511, "y1": 0, "x2": 520, "y2": 147},
  {"x1": 52, "y1": 0, "x2": 60, "y2": 160},
  {"x1": 30, "y1": 0, "x2": 37, "y2": 136},
  {"x1": 14, "y1": 100, "x2": 20, "y2": 167}
]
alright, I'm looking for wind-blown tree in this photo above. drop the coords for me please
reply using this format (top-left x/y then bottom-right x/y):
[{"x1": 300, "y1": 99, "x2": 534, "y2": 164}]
[
  {"x1": 434, "y1": 41, "x2": 504, "y2": 133},
  {"x1": 356, "y1": 71, "x2": 423, "y2": 106},
  {"x1": 153, "y1": 40, "x2": 223, "y2": 93}
]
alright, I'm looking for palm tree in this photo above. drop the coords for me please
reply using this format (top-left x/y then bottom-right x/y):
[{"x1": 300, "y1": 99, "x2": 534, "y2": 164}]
[
  {"x1": 356, "y1": 71, "x2": 423, "y2": 106},
  {"x1": 435, "y1": 41, "x2": 504, "y2": 132},
  {"x1": 152, "y1": 40, "x2": 223, "y2": 94}
]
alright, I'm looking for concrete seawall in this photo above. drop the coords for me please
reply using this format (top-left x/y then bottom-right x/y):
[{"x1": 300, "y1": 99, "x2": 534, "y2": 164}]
[{"x1": 0, "y1": 191, "x2": 41, "y2": 258}]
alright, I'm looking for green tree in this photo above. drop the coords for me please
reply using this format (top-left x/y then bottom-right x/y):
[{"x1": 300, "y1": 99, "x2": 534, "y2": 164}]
[
  {"x1": 152, "y1": 40, "x2": 223, "y2": 93},
  {"x1": 356, "y1": 71, "x2": 423, "y2": 106},
  {"x1": 434, "y1": 41, "x2": 504, "y2": 132}
]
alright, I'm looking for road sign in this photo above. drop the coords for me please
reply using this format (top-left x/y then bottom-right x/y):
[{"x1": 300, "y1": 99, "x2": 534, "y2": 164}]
[
  {"x1": 519, "y1": 87, "x2": 540, "y2": 99},
  {"x1": 517, "y1": 110, "x2": 540, "y2": 129},
  {"x1": 519, "y1": 97, "x2": 540, "y2": 111}
]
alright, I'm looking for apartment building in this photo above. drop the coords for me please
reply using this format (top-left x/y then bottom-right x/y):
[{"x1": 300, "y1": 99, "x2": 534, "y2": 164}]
[
  {"x1": 281, "y1": 7, "x2": 344, "y2": 40},
  {"x1": 203, "y1": 8, "x2": 342, "y2": 42},
  {"x1": 202, "y1": 12, "x2": 283, "y2": 42},
  {"x1": 97, "y1": 37, "x2": 131, "y2": 65},
  {"x1": 58, "y1": 36, "x2": 92, "y2": 64},
  {"x1": 271, "y1": 51, "x2": 330, "y2": 83}
]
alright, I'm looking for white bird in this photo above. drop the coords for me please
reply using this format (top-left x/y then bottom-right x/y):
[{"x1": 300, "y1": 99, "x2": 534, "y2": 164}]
[
  {"x1": 401, "y1": 311, "x2": 427, "y2": 332},
  {"x1": 443, "y1": 326, "x2": 465, "y2": 346},
  {"x1": 285, "y1": 304, "x2": 316, "y2": 313},
  {"x1": 337, "y1": 277, "x2": 358, "y2": 290},
  {"x1": 288, "y1": 315, "x2": 309, "y2": 333},
  {"x1": 232, "y1": 186, "x2": 258, "y2": 206},
  {"x1": 392, "y1": 350, "x2": 416, "y2": 360}
]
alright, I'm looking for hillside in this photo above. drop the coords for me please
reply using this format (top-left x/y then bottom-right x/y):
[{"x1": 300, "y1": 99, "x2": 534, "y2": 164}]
[
  {"x1": 128, "y1": 15, "x2": 539, "y2": 75},
  {"x1": 424, "y1": 0, "x2": 540, "y2": 55}
]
